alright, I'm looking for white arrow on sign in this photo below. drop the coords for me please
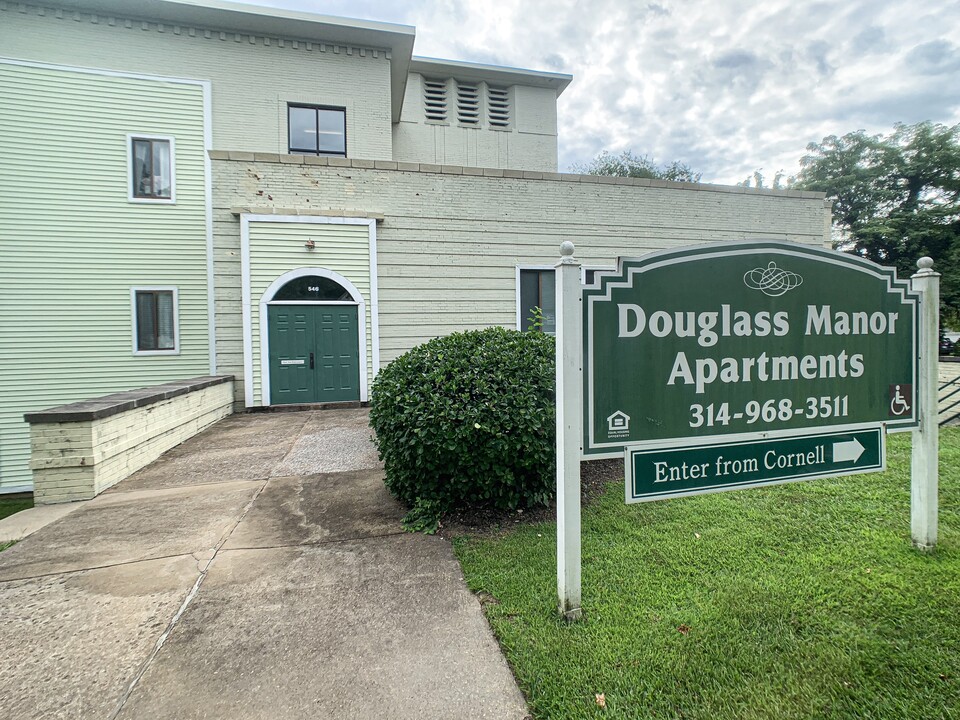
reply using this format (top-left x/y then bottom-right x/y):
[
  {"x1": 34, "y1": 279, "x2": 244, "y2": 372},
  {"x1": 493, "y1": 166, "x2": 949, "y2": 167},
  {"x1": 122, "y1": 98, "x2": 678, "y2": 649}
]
[{"x1": 833, "y1": 438, "x2": 865, "y2": 463}]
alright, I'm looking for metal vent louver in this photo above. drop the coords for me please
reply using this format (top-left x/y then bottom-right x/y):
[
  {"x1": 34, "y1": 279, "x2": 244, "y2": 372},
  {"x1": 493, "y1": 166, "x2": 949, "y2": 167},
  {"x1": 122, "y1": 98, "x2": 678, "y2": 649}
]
[
  {"x1": 488, "y1": 86, "x2": 510, "y2": 127},
  {"x1": 423, "y1": 78, "x2": 447, "y2": 121},
  {"x1": 457, "y1": 82, "x2": 480, "y2": 124}
]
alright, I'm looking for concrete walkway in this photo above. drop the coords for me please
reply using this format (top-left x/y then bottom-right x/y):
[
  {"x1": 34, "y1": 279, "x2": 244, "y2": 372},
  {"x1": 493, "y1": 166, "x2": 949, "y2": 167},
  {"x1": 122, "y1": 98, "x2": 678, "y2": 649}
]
[{"x1": 0, "y1": 409, "x2": 528, "y2": 720}]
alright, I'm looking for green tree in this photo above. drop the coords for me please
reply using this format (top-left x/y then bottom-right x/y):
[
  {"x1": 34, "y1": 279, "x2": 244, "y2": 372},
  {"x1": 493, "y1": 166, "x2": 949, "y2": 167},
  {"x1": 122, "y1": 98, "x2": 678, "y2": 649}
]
[
  {"x1": 737, "y1": 168, "x2": 792, "y2": 190},
  {"x1": 795, "y1": 121, "x2": 960, "y2": 326},
  {"x1": 571, "y1": 150, "x2": 702, "y2": 182}
]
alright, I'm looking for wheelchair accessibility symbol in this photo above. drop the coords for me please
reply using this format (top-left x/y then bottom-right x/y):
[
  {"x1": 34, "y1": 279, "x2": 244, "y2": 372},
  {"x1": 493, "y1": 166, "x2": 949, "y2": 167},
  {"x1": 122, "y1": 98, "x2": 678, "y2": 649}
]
[{"x1": 889, "y1": 384, "x2": 913, "y2": 417}]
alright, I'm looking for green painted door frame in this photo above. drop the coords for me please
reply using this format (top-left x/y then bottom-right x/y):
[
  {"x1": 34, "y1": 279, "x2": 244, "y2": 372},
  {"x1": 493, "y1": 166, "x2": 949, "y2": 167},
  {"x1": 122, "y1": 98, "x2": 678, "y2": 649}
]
[{"x1": 267, "y1": 304, "x2": 361, "y2": 404}]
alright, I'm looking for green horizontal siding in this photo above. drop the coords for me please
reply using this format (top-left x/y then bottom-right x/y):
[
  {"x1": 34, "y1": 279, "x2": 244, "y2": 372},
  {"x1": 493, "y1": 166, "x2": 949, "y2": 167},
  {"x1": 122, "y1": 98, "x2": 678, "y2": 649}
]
[
  {"x1": 0, "y1": 62, "x2": 210, "y2": 490},
  {"x1": 247, "y1": 222, "x2": 372, "y2": 405}
]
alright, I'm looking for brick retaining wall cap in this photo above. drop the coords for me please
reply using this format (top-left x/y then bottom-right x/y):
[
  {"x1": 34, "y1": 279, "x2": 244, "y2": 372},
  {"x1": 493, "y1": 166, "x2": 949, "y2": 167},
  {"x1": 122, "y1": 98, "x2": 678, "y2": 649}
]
[{"x1": 24, "y1": 375, "x2": 234, "y2": 423}]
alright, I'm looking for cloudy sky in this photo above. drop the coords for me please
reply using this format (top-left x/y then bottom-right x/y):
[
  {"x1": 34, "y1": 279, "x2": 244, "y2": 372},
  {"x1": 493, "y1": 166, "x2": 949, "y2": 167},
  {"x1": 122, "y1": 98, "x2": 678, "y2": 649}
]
[{"x1": 252, "y1": 0, "x2": 959, "y2": 185}]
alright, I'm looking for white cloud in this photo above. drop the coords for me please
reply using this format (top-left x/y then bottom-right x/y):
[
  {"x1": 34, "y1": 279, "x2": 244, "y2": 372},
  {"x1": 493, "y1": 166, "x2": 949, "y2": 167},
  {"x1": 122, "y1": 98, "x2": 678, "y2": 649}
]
[{"x1": 249, "y1": 0, "x2": 960, "y2": 184}]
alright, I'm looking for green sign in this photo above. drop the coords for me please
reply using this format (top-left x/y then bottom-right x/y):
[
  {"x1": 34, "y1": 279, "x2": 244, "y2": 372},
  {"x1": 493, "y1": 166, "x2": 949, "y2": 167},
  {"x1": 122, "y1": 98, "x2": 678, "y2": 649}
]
[
  {"x1": 625, "y1": 426, "x2": 885, "y2": 502},
  {"x1": 584, "y1": 241, "x2": 918, "y2": 457}
]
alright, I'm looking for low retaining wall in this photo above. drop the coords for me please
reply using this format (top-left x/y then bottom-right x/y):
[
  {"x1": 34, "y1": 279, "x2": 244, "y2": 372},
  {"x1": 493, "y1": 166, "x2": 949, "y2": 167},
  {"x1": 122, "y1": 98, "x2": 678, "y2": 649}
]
[{"x1": 24, "y1": 376, "x2": 234, "y2": 504}]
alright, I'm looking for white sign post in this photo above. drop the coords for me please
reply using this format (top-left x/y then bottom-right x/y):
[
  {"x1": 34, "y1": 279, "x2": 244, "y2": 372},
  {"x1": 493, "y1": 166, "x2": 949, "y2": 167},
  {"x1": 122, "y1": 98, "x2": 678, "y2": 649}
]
[
  {"x1": 555, "y1": 241, "x2": 582, "y2": 620},
  {"x1": 911, "y1": 257, "x2": 940, "y2": 550}
]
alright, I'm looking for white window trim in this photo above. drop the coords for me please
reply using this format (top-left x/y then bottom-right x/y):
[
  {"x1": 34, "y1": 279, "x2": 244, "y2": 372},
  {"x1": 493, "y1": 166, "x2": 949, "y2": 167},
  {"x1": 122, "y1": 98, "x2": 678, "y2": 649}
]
[
  {"x1": 131, "y1": 286, "x2": 180, "y2": 356},
  {"x1": 127, "y1": 133, "x2": 177, "y2": 204},
  {"x1": 515, "y1": 265, "x2": 555, "y2": 331}
]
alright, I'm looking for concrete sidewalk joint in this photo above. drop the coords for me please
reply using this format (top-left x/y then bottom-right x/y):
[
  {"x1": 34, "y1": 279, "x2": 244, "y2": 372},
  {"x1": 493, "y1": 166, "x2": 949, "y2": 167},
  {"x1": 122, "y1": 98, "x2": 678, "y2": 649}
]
[{"x1": 107, "y1": 478, "x2": 269, "y2": 720}]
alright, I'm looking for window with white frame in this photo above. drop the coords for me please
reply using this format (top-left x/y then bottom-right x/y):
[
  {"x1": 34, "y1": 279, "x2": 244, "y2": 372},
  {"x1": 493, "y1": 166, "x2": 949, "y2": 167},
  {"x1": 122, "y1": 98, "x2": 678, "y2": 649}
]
[
  {"x1": 129, "y1": 136, "x2": 174, "y2": 202},
  {"x1": 518, "y1": 268, "x2": 556, "y2": 333},
  {"x1": 132, "y1": 288, "x2": 178, "y2": 354}
]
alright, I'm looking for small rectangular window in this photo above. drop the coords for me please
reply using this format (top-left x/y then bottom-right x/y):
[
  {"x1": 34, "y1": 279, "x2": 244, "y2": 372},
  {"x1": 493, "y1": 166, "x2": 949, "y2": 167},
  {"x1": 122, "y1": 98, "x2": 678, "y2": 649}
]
[
  {"x1": 132, "y1": 288, "x2": 178, "y2": 354},
  {"x1": 518, "y1": 269, "x2": 556, "y2": 333},
  {"x1": 129, "y1": 136, "x2": 175, "y2": 202},
  {"x1": 288, "y1": 104, "x2": 346, "y2": 156}
]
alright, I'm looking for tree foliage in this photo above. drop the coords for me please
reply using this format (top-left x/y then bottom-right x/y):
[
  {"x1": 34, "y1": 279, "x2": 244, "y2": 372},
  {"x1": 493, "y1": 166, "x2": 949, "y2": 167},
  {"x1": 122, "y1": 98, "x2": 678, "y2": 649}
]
[
  {"x1": 737, "y1": 168, "x2": 792, "y2": 190},
  {"x1": 572, "y1": 150, "x2": 702, "y2": 182},
  {"x1": 795, "y1": 122, "x2": 960, "y2": 325}
]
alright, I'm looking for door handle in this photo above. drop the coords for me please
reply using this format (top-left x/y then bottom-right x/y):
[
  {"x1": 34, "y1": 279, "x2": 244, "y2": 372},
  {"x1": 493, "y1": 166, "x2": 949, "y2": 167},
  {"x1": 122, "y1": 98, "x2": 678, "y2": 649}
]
[{"x1": 309, "y1": 352, "x2": 315, "y2": 369}]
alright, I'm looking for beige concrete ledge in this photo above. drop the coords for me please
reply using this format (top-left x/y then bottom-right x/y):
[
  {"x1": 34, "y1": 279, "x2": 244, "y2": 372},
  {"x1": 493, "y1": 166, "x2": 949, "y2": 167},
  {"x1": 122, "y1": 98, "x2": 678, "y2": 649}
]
[
  {"x1": 26, "y1": 377, "x2": 234, "y2": 504},
  {"x1": 210, "y1": 153, "x2": 828, "y2": 200},
  {"x1": 229, "y1": 207, "x2": 385, "y2": 221}
]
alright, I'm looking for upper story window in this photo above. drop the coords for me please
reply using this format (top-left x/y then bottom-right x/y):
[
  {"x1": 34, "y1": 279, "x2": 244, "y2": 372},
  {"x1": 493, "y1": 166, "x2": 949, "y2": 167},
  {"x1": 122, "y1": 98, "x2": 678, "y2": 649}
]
[
  {"x1": 423, "y1": 78, "x2": 448, "y2": 121},
  {"x1": 129, "y1": 135, "x2": 175, "y2": 203},
  {"x1": 288, "y1": 104, "x2": 346, "y2": 156}
]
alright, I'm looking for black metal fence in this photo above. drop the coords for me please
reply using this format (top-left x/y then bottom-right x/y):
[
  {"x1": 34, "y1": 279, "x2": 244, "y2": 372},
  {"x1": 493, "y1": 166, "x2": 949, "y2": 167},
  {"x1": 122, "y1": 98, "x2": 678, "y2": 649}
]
[{"x1": 940, "y1": 364, "x2": 960, "y2": 427}]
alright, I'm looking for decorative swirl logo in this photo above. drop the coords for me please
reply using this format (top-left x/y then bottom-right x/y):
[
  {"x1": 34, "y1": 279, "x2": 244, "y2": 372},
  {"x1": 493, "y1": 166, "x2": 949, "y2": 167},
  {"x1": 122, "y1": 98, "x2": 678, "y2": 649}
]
[{"x1": 743, "y1": 261, "x2": 803, "y2": 297}]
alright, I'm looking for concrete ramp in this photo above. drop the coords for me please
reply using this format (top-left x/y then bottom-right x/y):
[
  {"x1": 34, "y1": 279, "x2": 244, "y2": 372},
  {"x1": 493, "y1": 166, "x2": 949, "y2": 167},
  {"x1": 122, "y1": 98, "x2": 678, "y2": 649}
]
[{"x1": 0, "y1": 409, "x2": 527, "y2": 719}]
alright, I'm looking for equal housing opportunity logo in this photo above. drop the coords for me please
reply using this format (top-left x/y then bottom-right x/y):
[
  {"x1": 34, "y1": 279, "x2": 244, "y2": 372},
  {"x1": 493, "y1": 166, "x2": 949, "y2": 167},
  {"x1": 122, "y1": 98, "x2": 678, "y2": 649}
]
[{"x1": 607, "y1": 411, "x2": 630, "y2": 438}]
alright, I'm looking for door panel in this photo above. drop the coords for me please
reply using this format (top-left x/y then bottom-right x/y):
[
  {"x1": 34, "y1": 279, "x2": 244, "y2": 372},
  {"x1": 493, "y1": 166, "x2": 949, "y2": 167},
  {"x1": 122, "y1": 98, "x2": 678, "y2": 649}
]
[
  {"x1": 315, "y1": 307, "x2": 360, "y2": 402},
  {"x1": 268, "y1": 307, "x2": 314, "y2": 403},
  {"x1": 268, "y1": 304, "x2": 360, "y2": 404}
]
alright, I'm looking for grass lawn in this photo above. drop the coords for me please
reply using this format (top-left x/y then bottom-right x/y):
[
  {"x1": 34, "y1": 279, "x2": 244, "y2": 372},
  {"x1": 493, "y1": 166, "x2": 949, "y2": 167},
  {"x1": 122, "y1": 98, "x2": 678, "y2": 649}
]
[
  {"x1": 0, "y1": 495, "x2": 32, "y2": 553},
  {"x1": 454, "y1": 429, "x2": 959, "y2": 719},
  {"x1": 0, "y1": 495, "x2": 32, "y2": 523}
]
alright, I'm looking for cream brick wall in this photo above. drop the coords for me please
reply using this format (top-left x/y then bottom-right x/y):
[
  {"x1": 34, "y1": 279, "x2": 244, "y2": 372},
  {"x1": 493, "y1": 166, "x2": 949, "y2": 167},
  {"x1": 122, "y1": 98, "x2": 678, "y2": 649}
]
[
  {"x1": 211, "y1": 154, "x2": 830, "y2": 405},
  {"x1": 1, "y1": 3, "x2": 393, "y2": 159},
  {"x1": 29, "y1": 380, "x2": 234, "y2": 504}
]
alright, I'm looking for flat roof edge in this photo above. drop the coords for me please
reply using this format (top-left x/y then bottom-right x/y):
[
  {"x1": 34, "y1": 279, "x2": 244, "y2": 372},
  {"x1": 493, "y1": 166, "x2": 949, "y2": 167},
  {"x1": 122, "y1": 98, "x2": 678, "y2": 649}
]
[
  {"x1": 43, "y1": 0, "x2": 416, "y2": 42},
  {"x1": 34, "y1": 0, "x2": 416, "y2": 120},
  {"x1": 410, "y1": 56, "x2": 573, "y2": 94}
]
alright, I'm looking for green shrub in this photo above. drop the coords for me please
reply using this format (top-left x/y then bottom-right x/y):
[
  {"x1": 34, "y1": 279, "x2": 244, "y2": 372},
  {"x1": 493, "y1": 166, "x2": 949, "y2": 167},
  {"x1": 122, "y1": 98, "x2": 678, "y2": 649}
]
[{"x1": 370, "y1": 326, "x2": 556, "y2": 514}]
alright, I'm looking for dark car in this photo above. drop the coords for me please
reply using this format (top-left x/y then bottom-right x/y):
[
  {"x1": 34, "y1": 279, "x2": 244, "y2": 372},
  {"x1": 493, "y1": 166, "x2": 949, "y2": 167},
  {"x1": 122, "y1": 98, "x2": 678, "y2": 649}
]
[{"x1": 940, "y1": 332, "x2": 956, "y2": 356}]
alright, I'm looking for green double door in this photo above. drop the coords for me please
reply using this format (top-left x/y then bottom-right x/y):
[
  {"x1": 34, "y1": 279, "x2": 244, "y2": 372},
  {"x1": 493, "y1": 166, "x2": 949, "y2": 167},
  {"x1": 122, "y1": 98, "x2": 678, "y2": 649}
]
[{"x1": 267, "y1": 305, "x2": 361, "y2": 404}]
